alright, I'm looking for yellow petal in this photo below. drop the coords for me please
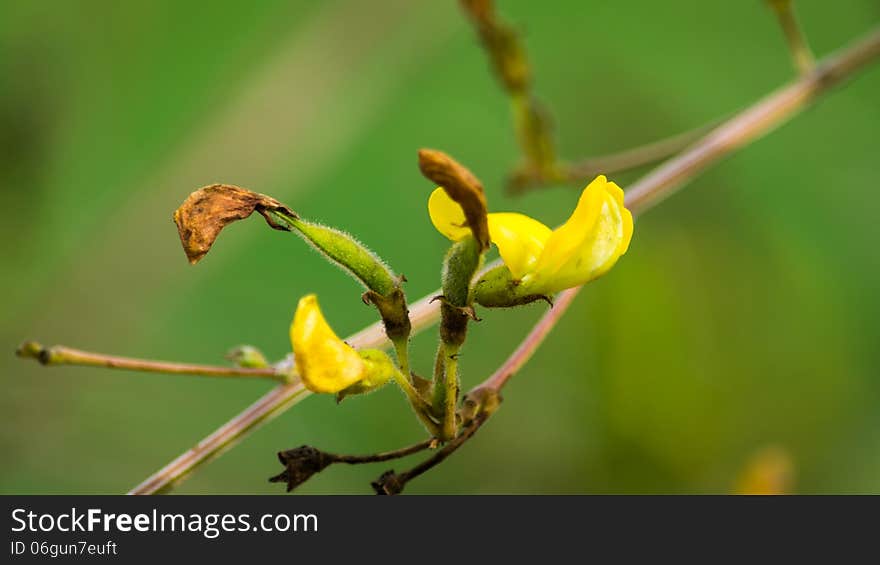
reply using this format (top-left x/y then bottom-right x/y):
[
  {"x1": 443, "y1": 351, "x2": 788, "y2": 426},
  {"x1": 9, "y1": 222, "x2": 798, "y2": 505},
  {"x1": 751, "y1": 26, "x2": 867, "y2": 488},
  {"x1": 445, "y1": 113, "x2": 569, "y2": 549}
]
[
  {"x1": 607, "y1": 180, "x2": 634, "y2": 258},
  {"x1": 428, "y1": 187, "x2": 471, "y2": 241},
  {"x1": 532, "y1": 175, "x2": 607, "y2": 281},
  {"x1": 607, "y1": 180, "x2": 625, "y2": 207},
  {"x1": 486, "y1": 212, "x2": 551, "y2": 279},
  {"x1": 536, "y1": 176, "x2": 633, "y2": 293},
  {"x1": 290, "y1": 294, "x2": 365, "y2": 394}
]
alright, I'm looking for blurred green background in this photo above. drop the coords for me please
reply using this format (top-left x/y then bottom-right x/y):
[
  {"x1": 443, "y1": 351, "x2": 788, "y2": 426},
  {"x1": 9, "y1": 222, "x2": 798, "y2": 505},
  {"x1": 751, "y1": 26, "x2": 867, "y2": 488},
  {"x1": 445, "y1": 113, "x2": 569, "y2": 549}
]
[{"x1": 2, "y1": 0, "x2": 878, "y2": 494}]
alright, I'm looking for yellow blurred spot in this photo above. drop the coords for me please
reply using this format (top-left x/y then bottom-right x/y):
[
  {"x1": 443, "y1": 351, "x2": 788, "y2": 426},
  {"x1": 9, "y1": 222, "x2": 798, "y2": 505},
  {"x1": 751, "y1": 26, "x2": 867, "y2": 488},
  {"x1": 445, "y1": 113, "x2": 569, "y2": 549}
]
[{"x1": 735, "y1": 446, "x2": 795, "y2": 495}]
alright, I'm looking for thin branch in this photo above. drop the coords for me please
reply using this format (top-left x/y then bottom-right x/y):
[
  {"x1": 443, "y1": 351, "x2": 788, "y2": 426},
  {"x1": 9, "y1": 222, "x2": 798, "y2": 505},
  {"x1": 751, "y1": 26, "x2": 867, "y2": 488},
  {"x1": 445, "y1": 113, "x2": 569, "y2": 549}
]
[
  {"x1": 130, "y1": 24, "x2": 880, "y2": 495},
  {"x1": 16, "y1": 341, "x2": 282, "y2": 381},
  {"x1": 459, "y1": 0, "x2": 560, "y2": 184},
  {"x1": 476, "y1": 286, "x2": 581, "y2": 393},
  {"x1": 767, "y1": 0, "x2": 815, "y2": 75},
  {"x1": 269, "y1": 438, "x2": 436, "y2": 492},
  {"x1": 334, "y1": 439, "x2": 436, "y2": 464},
  {"x1": 371, "y1": 414, "x2": 488, "y2": 495},
  {"x1": 509, "y1": 121, "x2": 719, "y2": 193},
  {"x1": 624, "y1": 25, "x2": 880, "y2": 215}
]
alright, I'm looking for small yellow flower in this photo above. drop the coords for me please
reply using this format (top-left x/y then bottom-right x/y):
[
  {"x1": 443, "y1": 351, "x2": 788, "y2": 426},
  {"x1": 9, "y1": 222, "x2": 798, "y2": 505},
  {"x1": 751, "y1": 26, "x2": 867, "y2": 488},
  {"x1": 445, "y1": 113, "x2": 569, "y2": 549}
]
[
  {"x1": 429, "y1": 175, "x2": 633, "y2": 297},
  {"x1": 290, "y1": 294, "x2": 392, "y2": 394}
]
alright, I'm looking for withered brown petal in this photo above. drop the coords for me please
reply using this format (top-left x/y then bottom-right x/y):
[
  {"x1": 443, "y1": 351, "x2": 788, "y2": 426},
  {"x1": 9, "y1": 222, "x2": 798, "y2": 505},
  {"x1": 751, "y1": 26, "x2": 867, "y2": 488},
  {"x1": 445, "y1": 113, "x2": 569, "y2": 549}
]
[
  {"x1": 172, "y1": 184, "x2": 297, "y2": 264},
  {"x1": 417, "y1": 149, "x2": 490, "y2": 251}
]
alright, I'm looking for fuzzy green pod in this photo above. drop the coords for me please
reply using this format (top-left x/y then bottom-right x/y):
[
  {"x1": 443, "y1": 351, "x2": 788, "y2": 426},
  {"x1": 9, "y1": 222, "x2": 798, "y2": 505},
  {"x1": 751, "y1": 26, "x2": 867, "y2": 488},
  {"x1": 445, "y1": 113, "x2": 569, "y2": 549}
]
[{"x1": 286, "y1": 217, "x2": 397, "y2": 297}]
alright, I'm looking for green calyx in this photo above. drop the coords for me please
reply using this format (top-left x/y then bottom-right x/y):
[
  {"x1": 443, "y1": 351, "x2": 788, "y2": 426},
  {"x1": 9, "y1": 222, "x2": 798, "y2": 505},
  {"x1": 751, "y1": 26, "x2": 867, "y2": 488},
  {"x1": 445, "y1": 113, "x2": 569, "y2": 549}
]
[
  {"x1": 362, "y1": 286, "x2": 411, "y2": 346},
  {"x1": 473, "y1": 264, "x2": 552, "y2": 308},
  {"x1": 335, "y1": 349, "x2": 395, "y2": 403}
]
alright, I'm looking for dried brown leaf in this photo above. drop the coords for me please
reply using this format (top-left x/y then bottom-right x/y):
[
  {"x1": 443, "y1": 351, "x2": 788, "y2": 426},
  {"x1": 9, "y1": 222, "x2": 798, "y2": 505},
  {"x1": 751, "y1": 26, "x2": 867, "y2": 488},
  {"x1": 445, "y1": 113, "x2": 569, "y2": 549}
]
[
  {"x1": 173, "y1": 184, "x2": 297, "y2": 264},
  {"x1": 417, "y1": 149, "x2": 490, "y2": 251}
]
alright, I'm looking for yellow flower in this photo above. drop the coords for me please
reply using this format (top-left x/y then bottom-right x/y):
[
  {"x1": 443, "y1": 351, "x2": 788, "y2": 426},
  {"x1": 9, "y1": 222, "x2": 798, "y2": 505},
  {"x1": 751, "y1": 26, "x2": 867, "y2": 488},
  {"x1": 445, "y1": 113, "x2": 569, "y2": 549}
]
[
  {"x1": 429, "y1": 175, "x2": 633, "y2": 300},
  {"x1": 290, "y1": 294, "x2": 393, "y2": 394}
]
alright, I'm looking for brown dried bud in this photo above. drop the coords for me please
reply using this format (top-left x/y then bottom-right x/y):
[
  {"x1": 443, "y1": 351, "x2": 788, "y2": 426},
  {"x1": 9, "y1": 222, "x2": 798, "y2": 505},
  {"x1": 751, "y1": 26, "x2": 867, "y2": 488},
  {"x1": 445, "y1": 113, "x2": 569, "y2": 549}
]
[
  {"x1": 371, "y1": 470, "x2": 405, "y2": 495},
  {"x1": 172, "y1": 184, "x2": 297, "y2": 264},
  {"x1": 268, "y1": 446, "x2": 333, "y2": 493},
  {"x1": 418, "y1": 149, "x2": 490, "y2": 251}
]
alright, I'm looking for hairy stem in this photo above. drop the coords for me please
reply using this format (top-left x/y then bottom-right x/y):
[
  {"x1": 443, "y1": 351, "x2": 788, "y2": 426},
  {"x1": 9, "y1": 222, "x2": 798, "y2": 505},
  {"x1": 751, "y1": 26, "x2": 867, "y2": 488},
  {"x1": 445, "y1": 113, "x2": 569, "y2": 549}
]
[
  {"x1": 130, "y1": 24, "x2": 880, "y2": 495},
  {"x1": 441, "y1": 344, "x2": 460, "y2": 441},
  {"x1": 392, "y1": 340, "x2": 412, "y2": 381}
]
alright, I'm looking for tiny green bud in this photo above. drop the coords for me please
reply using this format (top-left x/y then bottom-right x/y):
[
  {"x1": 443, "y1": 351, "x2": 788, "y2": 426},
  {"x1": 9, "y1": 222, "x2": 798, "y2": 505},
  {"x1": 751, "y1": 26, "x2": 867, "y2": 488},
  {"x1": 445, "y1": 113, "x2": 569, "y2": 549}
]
[
  {"x1": 460, "y1": 386, "x2": 503, "y2": 424},
  {"x1": 225, "y1": 345, "x2": 269, "y2": 368}
]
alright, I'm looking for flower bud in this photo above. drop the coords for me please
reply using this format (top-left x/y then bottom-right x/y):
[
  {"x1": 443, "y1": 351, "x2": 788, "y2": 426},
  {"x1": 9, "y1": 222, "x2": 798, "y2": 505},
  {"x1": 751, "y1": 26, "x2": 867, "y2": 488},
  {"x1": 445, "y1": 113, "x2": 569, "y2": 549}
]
[
  {"x1": 225, "y1": 345, "x2": 269, "y2": 368},
  {"x1": 269, "y1": 446, "x2": 332, "y2": 492}
]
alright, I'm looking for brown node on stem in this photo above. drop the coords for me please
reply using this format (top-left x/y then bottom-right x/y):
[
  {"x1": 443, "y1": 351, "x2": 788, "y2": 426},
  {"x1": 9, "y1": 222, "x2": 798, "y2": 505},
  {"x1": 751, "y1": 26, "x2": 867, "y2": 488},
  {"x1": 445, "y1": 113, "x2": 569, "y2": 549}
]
[
  {"x1": 418, "y1": 149, "x2": 490, "y2": 251},
  {"x1": 173, "y1": 184, "x2": 298, "y2": 264}
]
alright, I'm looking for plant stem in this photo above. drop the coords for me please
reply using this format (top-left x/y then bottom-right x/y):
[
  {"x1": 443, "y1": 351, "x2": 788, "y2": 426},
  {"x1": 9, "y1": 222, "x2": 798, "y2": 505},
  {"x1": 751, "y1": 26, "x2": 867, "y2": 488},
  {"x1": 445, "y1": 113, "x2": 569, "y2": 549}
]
[
  {"x1": 441, "y1": 344, "x2": 460, "y2": 441},
  {"x1": 510, "y1": 121, "x2": 720, "y2": 193},
  {"x1": 392, "y1": 367, "x2": 442, "y2": 438},
  {"x1": 474, "y1": 287, "x2": 581, "y2": 394},
  {"x1": 16, "y1": 342, "x2": 283, "y2": 381},
  {"x1": 132, "y1": 381, "x2": 311, "y2": 494},
  {"x1": 392, "y1": 340, "x2": 411, "y2": 380},
  {"x1": 129, "y1": 24, "x2": 880, "y2": 495},
  {"x1": 624, "y1": 25, "x2": 880, "y2": 216},
  {"x1": 768, "y1": 0, "x2": 815, "y2": 75},
  {"x1": 334, "y1": 439, "x2": 436, "y2": 465},
  {"x1": 372, "y1": 413, "x2": 488, "y2": 495}
]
